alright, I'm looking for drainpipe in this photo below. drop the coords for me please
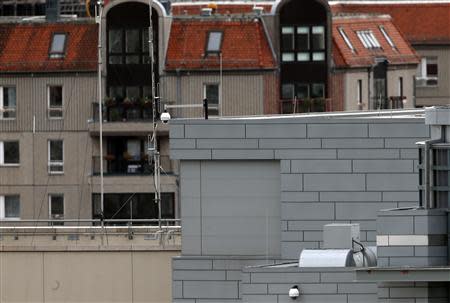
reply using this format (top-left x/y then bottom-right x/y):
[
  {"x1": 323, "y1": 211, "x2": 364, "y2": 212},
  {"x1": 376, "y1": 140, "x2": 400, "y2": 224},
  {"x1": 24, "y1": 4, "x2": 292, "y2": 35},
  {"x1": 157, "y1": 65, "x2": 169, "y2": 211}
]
[{"x1": 367, "y1": 67, "x2": 371, "y2": 110}]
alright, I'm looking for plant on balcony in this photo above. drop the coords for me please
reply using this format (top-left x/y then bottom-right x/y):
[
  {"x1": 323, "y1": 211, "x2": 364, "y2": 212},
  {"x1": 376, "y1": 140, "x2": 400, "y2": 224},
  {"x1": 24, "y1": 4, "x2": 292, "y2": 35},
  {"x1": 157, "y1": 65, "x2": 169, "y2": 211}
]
[
  {"x1": 109, "y1": 107, "x2": 121, "y2": 121},
  {"x1": 123, "y1": 97, "x2": 137, "y2": 108},
  {"x1": 104, "y1": 154, "x2": 116, "y2": 161},
  {"x1": 104, "y1": 96, "x2": 117, "y2": 107},
  {"x1": 140, "y1": 96, "x2": 153, "y2": 108}
]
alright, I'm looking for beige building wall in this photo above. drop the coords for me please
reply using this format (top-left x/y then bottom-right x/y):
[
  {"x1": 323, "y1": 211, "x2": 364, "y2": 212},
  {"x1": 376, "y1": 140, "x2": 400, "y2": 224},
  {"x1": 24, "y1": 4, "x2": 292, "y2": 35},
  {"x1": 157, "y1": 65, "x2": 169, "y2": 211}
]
[
  {"x1": 415, "y1": 46, "x2": 450, "y2": 106},
  {"x1": 162, "y1": 73, "x2": 269, "y2": 118},
  {"x1": 386, "y1": 66, "x2": 416, "y2": 109},
  {"x1": 0, "y1": 250, "x2": 178, "y2": 303},
  {"x1": 343, "y1": 67, "x2": 416, "y2": 111}
]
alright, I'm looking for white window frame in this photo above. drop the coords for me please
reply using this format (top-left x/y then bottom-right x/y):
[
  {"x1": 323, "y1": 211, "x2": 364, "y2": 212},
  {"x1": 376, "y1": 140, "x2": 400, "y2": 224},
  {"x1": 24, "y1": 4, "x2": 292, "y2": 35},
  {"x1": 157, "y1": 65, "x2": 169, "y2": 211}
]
[
  {"x1": 357, "y1": 31, "x2": 381, "y2": 49},
  {"x1": 49, "y1": 194, "x2": 65, "y2": 220},
  {"x1": 47, "y1": 85, "x2": 64, "y2": 119},
  {"x1": 379, "y1": 26, "x2": 396, "y2": 49},
  {"x1": 0, "y1": 141, "x2": 20, "y2": 166},
  {"x1": 48, "y1": 140, "x2": 64, "y2": 174},
  {"x1": 417, "y1": 57, "x2": 438, "y2": 87},
  {"x1": 203, "y1": 83, "x2": 220, "y2": 116},
  {"x1": 338, "y1": 27, "x2": 355, "y2": 53},
  {"x1": 0, "y1": 195, "x2": 20, "y2": 220},
  {"x1": 0, "y1": 86, "x2": 17, "y2": 120}
]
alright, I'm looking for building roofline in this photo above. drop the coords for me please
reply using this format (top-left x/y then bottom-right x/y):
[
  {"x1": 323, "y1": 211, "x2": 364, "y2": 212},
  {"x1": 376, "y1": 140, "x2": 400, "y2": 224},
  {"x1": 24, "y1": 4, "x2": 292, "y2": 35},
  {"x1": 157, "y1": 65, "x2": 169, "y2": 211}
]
[{"x1": 330, "y1": 0, "x2": 450, "y2": 4}]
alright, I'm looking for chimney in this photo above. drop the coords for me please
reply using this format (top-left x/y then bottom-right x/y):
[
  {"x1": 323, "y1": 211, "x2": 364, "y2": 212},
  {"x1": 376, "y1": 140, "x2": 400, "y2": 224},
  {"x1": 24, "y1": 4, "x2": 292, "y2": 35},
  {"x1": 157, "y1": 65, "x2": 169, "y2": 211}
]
[{"x1": 46, "y1": 0, "x2": 60, "y2": 22}]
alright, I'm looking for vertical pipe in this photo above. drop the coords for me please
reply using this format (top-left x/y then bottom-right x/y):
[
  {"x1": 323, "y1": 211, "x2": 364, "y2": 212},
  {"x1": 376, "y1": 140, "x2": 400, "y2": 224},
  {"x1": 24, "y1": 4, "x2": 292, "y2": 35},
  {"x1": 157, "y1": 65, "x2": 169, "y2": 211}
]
[{"x1": 96, "y1": 1, "x2": 104, "y2": 225}]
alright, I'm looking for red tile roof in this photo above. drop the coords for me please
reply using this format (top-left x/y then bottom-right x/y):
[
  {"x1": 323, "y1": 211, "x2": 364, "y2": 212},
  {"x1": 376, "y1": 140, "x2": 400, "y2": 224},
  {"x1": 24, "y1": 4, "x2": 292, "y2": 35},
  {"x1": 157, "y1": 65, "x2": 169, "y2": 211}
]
[
  {"x1": 0, "y1": 21, "x2": 97, "y2": 73},
  {"x1": 165, "y1": 18, "x2": 276, "y2": 71},
  {"x1": 331, "y1": 3, "x2": 450, "y2": 44},
  {"x1": 332, "y1": 15, "x2": 420, "y2": 68},
  {"x1": 171, "y1": 3, "x2": 272, "y2": 16}
]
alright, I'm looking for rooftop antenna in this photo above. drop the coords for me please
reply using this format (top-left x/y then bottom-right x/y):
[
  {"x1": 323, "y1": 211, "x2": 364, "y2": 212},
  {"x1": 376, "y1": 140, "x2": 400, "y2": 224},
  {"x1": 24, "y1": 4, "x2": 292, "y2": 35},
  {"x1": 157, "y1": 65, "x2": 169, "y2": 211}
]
[
  {"x1": 147, "y1": 0, "x2": 162, "y2": 229},
  {"x1": 96, "y1": 0, "x2": 105, "y2": 228}
]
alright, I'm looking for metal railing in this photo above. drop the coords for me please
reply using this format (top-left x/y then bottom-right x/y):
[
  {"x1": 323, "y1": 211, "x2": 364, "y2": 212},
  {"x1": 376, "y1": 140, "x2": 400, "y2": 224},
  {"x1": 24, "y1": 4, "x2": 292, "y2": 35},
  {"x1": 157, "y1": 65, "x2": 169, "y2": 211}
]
[
  {"x1": 92, "y1": 155, "x2": 173, "y2": 175},
  {"x1": 279, "y1": 98, "x2": 332, "y2": 114},
  {"x1": 0, "y1": 218, "x2": 181, "y2": 228},
  {"x1": 371, "y1": 96, "x2": 406, "y2": 110},
  {"x1": 92, "y1": 101, "x2": 159, "y2": 122}
]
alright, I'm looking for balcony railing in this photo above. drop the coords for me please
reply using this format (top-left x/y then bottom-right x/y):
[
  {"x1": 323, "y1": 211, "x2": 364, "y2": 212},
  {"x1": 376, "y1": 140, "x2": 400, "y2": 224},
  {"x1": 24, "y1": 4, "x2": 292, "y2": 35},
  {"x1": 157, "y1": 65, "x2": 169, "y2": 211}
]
[
  {"x1": 92, "y1": 101, "x2": 159, "y2": 122},
  {"x1": 279, "y1": 98, "x2": 332, "y2": 114},
  {"x1": 92, "y1": 155, "x2": 173, "y2": 176},
  {"x1": 372, "y1": 96, "x2": 406, "y2": 110}
]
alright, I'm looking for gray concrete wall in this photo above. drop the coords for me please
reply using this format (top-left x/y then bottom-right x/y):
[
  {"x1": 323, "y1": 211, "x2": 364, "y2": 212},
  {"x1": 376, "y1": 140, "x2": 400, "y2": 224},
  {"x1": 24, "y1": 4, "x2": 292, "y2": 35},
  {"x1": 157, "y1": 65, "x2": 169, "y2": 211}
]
[
  {"x1": 242, "y1": 265, "x2": 377, "y2": 303},
  {"x1": 170, "y1": 111, "x2": 430, "y2": 260}
]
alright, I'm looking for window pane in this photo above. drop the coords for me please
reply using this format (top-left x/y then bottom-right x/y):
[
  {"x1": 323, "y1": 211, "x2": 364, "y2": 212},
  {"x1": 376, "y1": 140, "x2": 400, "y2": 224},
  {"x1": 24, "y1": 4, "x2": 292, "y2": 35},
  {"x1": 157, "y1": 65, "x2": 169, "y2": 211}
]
[
  {"x1": 109, "y1": 86, "x2": 123, "y2": 99},
  {"x1": 427, "y1": 61, "x2": 438, "y2": 76},
  {"x1": 281, "y1": 27, "x2": 294, "y2": 50},
  {"x1": 296, "y1": 84, "x2": 309, "y2": 99},
  {"x1": 161, "y1": 193, "x2": 175, "y2": 219},
  {"x1": 4, "y1": 141, "x2": 19, "y2": 164},
  {"x1": 311, "y1": 83, "x2": 325, "y2": 98},
  {"x1": 4, "y1": 87, "x2": 16, "y2": 107},
  {"x1": 312, "y1": 26, "x2": 325, "y2": 49},
  {"x1": 50, "y1": 195, "x2": 64, "y2": 216},
  {"x1": 207, "y1": 32, "x2": 222, "y2": 52},
  {"x1": 282, "y1": 53, "x2": 295, "y2": 62},
  {"x1": 109, "y1": 55, "x2": 122, "y2": 64},
  {"x1": 5, "y1": 195, "x2": 20, "y2": 218},
  {"x1": 205, "y1": 84, "x2": 219, "y2": 115},
  {"x1": 108, "y1": 29, "x2": 122, "y2": 53},
  {"x1": 50, "y1": 140, "x2": 63, "y2": 161},
  {"x1": 50, "y1": 34, "x2": 66, "y2": 54},
  {"x1": 142, "y1": 28, "x2": 149, "y2": 52},
  {"x1": 125, "y1": 55, "x2": 140, "y2": 64},
  {"x1": 296, "y1": 27, "x2": 309, "y2": 50},
  {"x1": 49, "y1": 86, "x2": 62, "y2": 107},
  {"x1": 312, "y1": 52, "x2": 325, "y2": 61},
  {"x1": 126, "y1": 29, "x2": 140, "y2": 53},
  {"x1": 126, "y1": 86, "x2": 140, "y2": 99},
  {"x1": 281, "y1": 84, "x2": 295, "y2": 99},
  {"x1": 297, "y1": 52, "x2": 310, "y2": 61}
]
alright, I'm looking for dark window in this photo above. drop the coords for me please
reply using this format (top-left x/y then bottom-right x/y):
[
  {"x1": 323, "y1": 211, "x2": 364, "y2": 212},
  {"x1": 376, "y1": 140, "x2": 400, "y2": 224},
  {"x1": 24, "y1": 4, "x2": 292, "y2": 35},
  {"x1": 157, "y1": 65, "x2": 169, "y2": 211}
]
[
  {"x1": 48, "y1": 86, "x2": 63, "y2": 118},
  {"x1": 4, "y1": 195, "x2": 20, "y2": 219},
  {"x1": 50, "y1": 194, "x2": 64, "y2": 219},
  {"x1": 48, "y1": 140, "x2": 63, "y2": 173},
  {"x1": 3, "y1": 141, "x2": 19, "y2": 164},
  {"x1": 281, "y1": 25, "x2": 326, "y2": 62},
  {"x1": 206, "y1": 31, "x2": 223, "y2": 53},
  {"x1": 108, "y1": 28, "x2": 150, "y2": 65},
  {"x1": 311, "y1": 83, "x2": 325, "y2": 98},
  {"x1": 205, "y1": 84, "x2": 219, "y2": 116},
  {"x1": 281, "y1": 83, "x2": 295, "y2": 99},
  {"x1": 296, "y1": 83, "x2": 309, "y2": 99},
  {"x1": 49, "y1": 33, "x2": 67, "y2": 58},
  {"x1": 1, "y1": 86, "x2": 16, "y2": 119},
  {"x1": 357, "y1": 79, "x2": 362, "y2": 104}
]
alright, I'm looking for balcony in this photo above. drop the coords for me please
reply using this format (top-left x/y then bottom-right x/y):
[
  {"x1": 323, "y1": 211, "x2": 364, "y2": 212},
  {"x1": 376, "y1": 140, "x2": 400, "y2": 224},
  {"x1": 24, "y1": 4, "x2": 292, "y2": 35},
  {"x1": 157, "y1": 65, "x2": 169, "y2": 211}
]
[
  {"x1": 279, "y1": 98, "x2": 332, "y2": 114},
  {"x1": 92, "y1": 155, "x2": 173, "y2": 176},
  {"x1": 89, "y1": 100, "x2": 169, "y2": 136},
  {"x1": 372, "y1": 96, "x2": 407, "y2": 110}
]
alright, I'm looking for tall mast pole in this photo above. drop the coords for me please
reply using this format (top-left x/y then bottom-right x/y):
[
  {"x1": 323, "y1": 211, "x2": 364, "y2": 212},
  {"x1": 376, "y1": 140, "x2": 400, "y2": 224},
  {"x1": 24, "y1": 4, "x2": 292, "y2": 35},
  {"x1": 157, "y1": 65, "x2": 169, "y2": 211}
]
[
  {"x1": 148, "y1": 0, "x2": 162, "y2": 228},
  {"x1": 96, "y1": 0, "x2": 104, "y2": 226}
]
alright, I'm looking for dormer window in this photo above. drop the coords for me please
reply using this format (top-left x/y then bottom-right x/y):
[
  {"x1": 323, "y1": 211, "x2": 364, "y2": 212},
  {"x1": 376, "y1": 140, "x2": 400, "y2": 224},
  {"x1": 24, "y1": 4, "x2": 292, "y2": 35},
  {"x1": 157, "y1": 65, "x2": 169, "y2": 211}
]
[
  {"x1": 357, "y1": 30, "x2": 381, "y2": 49},
  {"x1": 49, "y1": 33, "x2": 67, "y2": 58},
  {"x1": 338, "y1": 27, "x2": 355, "y2": 53},
  {"x1": 379, "y1": 26, "x2": 396, "y2": 49},
  {"x1": 206, "y1": 31, "x2": 223, "y2": 54}
]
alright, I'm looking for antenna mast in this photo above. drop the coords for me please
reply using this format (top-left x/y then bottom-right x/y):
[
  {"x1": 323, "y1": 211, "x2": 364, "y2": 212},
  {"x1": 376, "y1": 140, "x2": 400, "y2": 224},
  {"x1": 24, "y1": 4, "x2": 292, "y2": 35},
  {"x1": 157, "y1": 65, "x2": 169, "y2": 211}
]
[
  {"x1": 148, "y1": 0, "x2": 162, "y2": 228},
  {"x1": 96, "y1": 0, "x2": 104, "y2": 226}
]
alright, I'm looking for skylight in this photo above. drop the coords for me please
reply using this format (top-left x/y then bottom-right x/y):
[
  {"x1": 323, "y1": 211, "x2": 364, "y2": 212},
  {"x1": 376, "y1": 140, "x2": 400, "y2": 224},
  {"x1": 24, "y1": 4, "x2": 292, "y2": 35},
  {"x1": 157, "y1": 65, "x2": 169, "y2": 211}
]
[
  {"x1": 206, "y1": 31, "x2": 223, "y2": 53},
  {"x1": 49, "y1": 33, "x2": 67, "y2": 58},
  {"x1": 338, "y1": 27, "x2": 355, "y2": 52},
  {"x1": 356, "y1": 31, "x2": 381, "y2": 49},
  {"x1": 379, "y1": 26, "x2": 396, "y2": 49}
]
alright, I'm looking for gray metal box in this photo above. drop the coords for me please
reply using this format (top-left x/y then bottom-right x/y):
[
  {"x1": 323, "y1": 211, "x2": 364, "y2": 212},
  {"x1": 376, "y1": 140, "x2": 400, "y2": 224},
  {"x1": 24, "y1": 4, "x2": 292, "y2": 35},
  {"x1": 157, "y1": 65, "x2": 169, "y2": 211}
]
[{"x1": 323, "y1": 223, "x2": 360, "y2": 249}]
